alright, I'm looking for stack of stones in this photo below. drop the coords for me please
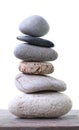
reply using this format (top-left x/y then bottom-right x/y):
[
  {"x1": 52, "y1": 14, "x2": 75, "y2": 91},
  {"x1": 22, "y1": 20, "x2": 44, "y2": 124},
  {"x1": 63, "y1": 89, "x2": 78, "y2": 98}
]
[{"x1": 9, "y1": 15, "x2": 72, "y2": 118}]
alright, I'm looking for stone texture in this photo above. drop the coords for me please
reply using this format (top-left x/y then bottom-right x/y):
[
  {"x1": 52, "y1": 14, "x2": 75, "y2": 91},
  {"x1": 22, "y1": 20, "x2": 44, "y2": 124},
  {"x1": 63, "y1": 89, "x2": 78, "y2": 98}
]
[
  {"x1": 19, "y1": 15, "x2": 49, "y2": 37},
  {"x1": 17, "y1": 35, "x2": 54, "y2": 47},
  {"x1": 1, "y1": 110, "x2": 79, "y2": 129},
  {"x1": 15, "y1": 73, "x2": 67, "y2": 93},
  {"x1": 19, "y1": 61, "x2": 54, "y2": 74},
  {"x1": 9, "y1": 92, "x2": 72, "y2": 118},
  {"x1": 14, "y1": 43, "x2": 58, "y2": 61}
]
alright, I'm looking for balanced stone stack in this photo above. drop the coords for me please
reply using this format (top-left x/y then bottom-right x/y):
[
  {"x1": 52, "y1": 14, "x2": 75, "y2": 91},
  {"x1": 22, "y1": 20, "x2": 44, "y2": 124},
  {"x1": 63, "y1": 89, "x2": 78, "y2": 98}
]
[{"x1": 9, "y1": 15, "x2": 72, "y2": 118}]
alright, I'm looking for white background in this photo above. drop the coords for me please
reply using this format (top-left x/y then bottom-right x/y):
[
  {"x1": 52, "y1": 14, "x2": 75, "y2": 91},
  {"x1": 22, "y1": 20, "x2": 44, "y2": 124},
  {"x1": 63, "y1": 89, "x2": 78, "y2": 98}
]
[{"x1": 0, "y1": 0, "x2": 79, "y2": 109}]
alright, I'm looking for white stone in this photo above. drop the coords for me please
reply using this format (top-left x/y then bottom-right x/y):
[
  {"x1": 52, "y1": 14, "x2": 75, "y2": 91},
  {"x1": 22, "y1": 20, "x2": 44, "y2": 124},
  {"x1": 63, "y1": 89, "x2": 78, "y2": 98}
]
[
  {"x1": 15, "y1": 73, "x2": 67, "y2": 93},
  {"x1": 9, "y1": 92, "x2": 72, "y2": 118}
]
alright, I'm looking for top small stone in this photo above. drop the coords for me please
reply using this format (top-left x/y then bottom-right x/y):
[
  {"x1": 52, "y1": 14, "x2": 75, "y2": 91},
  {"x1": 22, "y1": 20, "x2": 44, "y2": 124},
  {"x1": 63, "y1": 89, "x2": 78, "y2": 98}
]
[{"x1": 19, "y1": 15, "x2": 50, "y2": 37}]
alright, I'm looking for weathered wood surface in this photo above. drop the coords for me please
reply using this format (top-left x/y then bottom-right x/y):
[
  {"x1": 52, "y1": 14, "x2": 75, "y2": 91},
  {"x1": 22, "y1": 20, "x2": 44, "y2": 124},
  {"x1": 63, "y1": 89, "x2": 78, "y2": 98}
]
[{"x1": 0, "y1": 109, "x2": 79, "y2": 130}]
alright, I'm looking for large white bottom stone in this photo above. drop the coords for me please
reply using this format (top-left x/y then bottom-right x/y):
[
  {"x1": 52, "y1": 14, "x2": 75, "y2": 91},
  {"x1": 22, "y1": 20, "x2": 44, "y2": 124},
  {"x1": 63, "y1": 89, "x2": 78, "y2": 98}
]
[{"x1": 9, "y1": 92, "x2": 72, "y2": 118}]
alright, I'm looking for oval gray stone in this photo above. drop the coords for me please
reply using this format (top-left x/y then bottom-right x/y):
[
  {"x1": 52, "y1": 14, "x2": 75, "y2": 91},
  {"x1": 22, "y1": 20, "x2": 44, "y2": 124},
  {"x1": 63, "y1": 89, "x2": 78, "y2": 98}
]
[
  {"x1": 9, "y1": 92, "x2": 72, "y2": 118},
  {"x1": 14, "y1": 43, "x2": 58, "y2": 61},
  {"x1": 15, "y1": 73, "x2": 67, "y2": 93},
  {"x1": 19, "y1": 15, "x2": 49, "y2": 37}
]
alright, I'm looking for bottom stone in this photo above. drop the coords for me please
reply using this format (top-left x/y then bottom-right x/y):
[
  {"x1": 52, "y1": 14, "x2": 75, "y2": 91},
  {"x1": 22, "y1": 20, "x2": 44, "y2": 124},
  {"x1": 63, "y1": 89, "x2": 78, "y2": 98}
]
[{"x1": 9, "y1": 92, "x2": 72, "y2": 118}]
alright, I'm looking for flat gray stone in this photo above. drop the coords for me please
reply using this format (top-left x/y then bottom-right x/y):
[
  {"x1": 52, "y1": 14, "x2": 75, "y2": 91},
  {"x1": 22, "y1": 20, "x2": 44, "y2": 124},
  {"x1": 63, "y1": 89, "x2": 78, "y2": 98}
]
[
  {"x1": 14, "y1": 43, "x2": 58, "y2": 61},
  {"x1": 19, "y1": 15, "x2": 49, "y2": 37},
  {"x1": 15, "y1": 73, "x2": 67, "y2": 93},
  {"x1": 9, "y1": 92, "x2": 72, "y2": 118},
  {"x1": 17, "y1": 35, "x2": 54, "y2": 47},
  {"x1": 19, "y1": 61, "x2": 54, "y2": 74}
]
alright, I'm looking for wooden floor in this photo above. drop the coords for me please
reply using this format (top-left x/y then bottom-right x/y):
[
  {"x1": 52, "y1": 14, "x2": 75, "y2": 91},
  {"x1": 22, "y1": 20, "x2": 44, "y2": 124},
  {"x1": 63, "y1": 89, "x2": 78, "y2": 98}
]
[{"x1": 0, "y1": 109, "x2": 79, "y2": 130}]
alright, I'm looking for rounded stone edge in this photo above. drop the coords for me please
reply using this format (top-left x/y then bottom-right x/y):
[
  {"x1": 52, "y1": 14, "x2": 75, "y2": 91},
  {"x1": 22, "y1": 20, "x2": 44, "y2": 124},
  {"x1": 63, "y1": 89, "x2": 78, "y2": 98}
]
[
  {"x1": 15, "y1": 73, "x2": 67, "y2": 93},
  {"x1": 13, "y1": 43, "x2": 58, "y2": 61},
  {"x1": 19, "y1": 15, "x2": 50, "y2": 37},
  {"x1": 8, "y1": 93, "x2": 72, "y2": 118}
]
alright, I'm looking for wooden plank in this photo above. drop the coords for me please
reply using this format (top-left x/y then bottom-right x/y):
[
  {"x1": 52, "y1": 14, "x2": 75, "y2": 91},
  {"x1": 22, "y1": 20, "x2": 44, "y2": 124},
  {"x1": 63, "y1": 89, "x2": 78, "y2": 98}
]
[{"x1": 0, "y1": 109, "x2": 79, "y2": 130}]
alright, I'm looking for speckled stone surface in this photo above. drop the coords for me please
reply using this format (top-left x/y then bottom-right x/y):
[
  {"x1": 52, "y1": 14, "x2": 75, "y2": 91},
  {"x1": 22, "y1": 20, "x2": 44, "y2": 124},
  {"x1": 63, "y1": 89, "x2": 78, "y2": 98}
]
[
  {"x1": 14, "y1": 43, "x2": 58, "y2": 61},
  {"x1": 19, "y1": 61, "x2": 54, "y2": 74},
  {"x1": 8, "y1": 92, "x2": 72, "y2": 118}
]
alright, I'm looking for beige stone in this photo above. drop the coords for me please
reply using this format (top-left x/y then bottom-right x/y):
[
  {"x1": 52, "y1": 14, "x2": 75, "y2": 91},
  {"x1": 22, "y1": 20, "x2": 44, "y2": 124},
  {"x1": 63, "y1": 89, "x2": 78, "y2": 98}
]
[
  {"x1": 9, "y1": 92, "x2": 72, "y2": 118},
  {"x1": 19, "y1": 62, "x2": 54, "y2": 74}
]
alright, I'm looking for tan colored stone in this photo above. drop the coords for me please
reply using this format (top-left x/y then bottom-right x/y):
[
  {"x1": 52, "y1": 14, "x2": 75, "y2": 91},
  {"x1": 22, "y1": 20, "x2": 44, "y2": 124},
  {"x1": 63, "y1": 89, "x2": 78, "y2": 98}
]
[{"x1": 19, "y1": 62, "x2": 54, "y2": 74}]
